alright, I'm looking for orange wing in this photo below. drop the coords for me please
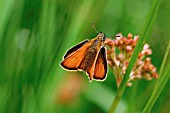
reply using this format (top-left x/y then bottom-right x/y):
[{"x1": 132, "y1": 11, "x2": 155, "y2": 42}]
[
  {"x1": 64, "y1": 40, "x2": 89, "y2": 59},
  {"x1": 93, "y1": 47, "x2": 107, "y2": 80},
  {"x1": 60, "y1": 40, "x2": 90, "y2": 70}
]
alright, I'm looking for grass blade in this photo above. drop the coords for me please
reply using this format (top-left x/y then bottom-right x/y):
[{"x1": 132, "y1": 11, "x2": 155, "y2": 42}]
[
  {"x1": 142, "y1": 40, "x2": 170, "y2": 113},
  {"x1": 0, "y1": 0, "x2": 15, "y2": 43}
]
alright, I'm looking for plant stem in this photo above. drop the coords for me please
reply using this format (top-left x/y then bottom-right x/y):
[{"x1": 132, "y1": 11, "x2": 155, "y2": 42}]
[
  {"x1": 108, "y1": 0, "x2": 161, "y2": 112},
  {"x1": 108, "y1": 84, "x2": 125, "y2": 113}
]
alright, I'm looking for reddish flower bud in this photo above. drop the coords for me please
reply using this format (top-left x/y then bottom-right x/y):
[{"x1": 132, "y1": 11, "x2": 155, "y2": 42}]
[{"x1": 127, "y1": 33, "x2": 133, "y2": 39}]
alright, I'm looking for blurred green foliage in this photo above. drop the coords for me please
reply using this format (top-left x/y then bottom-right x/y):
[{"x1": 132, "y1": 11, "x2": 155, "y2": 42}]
[{"x1": 0, "y1": 0, "x2": 170, "y2": 113}]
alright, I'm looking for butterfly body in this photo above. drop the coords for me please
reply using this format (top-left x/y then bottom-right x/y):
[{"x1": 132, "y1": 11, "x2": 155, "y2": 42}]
[{"x1": 60, "y1": 33, "x2": 107, "y2": 81}]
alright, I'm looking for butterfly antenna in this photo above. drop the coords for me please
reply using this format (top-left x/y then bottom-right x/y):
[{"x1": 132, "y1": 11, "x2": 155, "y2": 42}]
[{"x1": 91, "y1": 22, "x2": 99, "y2": 33}]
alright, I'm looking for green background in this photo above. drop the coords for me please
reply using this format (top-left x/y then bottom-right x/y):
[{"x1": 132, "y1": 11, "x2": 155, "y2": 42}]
[{"x1": 0, "y1": 0, "x2": 169, "y2": 113}]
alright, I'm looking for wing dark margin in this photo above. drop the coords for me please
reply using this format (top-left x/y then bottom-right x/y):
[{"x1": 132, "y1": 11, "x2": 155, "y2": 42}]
[{"x1": 64, "y1": 40, "x2": 89, "y2": 59}]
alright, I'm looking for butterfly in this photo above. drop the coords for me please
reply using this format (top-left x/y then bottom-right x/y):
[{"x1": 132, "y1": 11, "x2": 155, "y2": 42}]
[{"x1": 60, "y1": 32, "x2": 107, "y2": 82}]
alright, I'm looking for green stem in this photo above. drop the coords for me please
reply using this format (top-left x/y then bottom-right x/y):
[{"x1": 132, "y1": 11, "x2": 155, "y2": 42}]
[
  {"x1": 108, "y1": 0, "x2": 161, "y2": 112},
  {"x1": 108, "y1": 84, "x2": 126, "y2": 113}
]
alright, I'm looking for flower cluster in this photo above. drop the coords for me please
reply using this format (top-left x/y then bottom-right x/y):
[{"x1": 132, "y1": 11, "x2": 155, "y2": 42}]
[{"x1": 105, "y1": 33, "x2": 158, "y2": 87}]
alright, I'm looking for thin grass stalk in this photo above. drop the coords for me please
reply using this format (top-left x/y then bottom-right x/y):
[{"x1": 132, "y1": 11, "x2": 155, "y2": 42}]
[{"x1": 142, "y1": 40, "x2": 170, "y2": 113}]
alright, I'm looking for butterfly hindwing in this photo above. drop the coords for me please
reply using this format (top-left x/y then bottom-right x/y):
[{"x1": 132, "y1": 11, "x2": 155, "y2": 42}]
[{"x1": 93, "y1": 47, "x2": 107, "y2": 80}]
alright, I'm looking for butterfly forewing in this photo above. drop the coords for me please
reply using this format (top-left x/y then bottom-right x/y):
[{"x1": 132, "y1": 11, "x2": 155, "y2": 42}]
[
  {"x1": 64, "y1": 40, "x2": 89, "y2": 59},
  {"x1": 93, "y1": 47, "x2": 107, "y2": 80},
  {"x1": 60, "y1": 41, "x2": 91, "y2": 70}
]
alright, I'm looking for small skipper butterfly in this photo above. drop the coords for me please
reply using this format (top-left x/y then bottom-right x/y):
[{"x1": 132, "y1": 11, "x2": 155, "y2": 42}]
[{"x1": 60, "y1": 25, "x2": 107, "y2": 81}]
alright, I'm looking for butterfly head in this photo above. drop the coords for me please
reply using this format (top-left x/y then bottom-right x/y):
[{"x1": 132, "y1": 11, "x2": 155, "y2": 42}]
[{"x1": 97, "y1": 32, "x2": 106, "y2": 42}]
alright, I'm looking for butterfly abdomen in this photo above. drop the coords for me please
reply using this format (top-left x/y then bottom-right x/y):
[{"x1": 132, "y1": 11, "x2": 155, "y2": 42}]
[{"x1": 80, "y1": 47, "x2": 98, "y2": 70}]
